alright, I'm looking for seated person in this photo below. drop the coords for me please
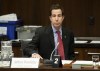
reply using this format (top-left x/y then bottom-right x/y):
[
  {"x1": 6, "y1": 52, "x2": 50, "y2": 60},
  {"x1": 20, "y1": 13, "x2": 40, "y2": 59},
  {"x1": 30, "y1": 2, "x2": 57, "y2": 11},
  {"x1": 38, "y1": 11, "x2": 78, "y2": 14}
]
[{"x1": 23, "y1": 3, "x2": 75, "y2": 60}]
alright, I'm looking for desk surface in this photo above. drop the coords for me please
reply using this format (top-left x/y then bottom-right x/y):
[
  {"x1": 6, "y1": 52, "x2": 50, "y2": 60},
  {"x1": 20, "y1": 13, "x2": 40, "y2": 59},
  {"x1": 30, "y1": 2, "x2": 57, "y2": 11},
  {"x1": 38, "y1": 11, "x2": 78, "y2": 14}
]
[
  {"x1": 0, "y1": 61, "x2": 100, "y2": 71},
  {"x1": 0, "y1": 68, "x2": 100, "y2": 71}
]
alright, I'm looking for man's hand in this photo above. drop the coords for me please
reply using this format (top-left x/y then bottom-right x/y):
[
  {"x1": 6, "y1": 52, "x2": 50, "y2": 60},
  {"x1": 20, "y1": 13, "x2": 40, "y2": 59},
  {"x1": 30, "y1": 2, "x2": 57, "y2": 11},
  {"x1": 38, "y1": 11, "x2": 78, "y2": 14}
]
[{"x1": 31, "y1": 53, "x2": 43, "y2": 59}]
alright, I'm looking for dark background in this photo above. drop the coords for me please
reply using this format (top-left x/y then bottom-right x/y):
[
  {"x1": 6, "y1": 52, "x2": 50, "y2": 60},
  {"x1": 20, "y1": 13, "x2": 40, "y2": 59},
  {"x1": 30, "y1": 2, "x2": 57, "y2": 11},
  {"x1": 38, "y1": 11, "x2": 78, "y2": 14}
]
[{"x1": 0, "y1": 0, "x2": 100, "y2": 37}]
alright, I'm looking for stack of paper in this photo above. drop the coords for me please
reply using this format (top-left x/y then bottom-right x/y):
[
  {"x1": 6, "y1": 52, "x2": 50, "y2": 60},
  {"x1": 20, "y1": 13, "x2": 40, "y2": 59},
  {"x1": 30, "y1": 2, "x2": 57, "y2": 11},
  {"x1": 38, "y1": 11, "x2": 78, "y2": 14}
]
[
  {"x1": 72, "y1": 60, "x2": 93, "y2": 69},
  {"x1": 0, "y1": 13, "x2": 17, "y2": 22}
]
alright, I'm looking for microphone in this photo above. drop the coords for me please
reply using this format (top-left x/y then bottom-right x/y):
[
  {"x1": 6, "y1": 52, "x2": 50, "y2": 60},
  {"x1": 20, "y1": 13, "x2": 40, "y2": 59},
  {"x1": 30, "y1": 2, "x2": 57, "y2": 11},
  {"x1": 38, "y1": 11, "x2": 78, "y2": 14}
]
[{"x1": 50, "y1": 42, "x2": 59, "y2": 60}]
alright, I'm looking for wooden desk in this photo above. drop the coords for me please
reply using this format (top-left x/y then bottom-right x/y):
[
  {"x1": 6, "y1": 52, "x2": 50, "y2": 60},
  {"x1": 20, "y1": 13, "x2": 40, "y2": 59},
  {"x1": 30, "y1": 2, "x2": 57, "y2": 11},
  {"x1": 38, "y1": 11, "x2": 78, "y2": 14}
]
[
  {"x1": 74, "y1": 43, "x2": 100, "y2": 60},
  {"x1": 0, "y1": 61, "x2": 100, "y2": 71},
  {"x1": 0, "y1": 68, "x2": 100, "y2": 71}
]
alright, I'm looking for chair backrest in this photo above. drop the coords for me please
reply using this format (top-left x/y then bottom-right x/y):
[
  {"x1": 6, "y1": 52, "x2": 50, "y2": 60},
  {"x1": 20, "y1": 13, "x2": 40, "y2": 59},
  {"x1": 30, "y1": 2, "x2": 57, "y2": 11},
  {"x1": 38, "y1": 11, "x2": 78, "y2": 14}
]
[{"x1": 20, "y1": 40, "x2": 30, "y2": 57}]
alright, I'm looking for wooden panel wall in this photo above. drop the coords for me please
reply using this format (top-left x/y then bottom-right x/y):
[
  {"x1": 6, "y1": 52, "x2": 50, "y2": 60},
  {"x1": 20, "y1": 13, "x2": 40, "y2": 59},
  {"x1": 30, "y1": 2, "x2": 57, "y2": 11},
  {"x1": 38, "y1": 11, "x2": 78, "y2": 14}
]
[{"x1": 0, "y1": 0, "x2": 100, "y2": 37}]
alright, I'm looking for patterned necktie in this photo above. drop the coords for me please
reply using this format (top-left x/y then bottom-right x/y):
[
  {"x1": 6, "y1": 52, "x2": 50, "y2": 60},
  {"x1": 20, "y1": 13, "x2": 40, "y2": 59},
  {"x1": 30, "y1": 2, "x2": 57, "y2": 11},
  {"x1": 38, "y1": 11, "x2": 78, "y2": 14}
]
[{"x1": 56, "y1": 31, "x2": 65, "y2": 60}]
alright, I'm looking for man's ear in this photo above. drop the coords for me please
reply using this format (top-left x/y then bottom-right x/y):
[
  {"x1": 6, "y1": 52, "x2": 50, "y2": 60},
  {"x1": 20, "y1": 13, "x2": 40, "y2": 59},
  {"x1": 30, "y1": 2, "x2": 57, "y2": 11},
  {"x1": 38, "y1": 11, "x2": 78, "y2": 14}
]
[{"x1": 62, "y1": 16, "x2": 65, "y2": 21}]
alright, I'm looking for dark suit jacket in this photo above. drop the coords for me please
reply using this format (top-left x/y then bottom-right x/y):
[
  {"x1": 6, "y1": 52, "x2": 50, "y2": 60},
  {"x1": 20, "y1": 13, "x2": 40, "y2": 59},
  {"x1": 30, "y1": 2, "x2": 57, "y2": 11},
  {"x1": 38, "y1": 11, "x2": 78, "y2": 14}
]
[{"x1": 23, "y1": 25, "x2": 75, "y2": 60}]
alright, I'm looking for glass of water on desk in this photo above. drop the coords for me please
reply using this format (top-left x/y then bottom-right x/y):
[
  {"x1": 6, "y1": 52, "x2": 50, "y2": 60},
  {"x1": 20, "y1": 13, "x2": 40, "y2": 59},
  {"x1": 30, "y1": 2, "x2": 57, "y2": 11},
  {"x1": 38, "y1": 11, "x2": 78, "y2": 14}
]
[
  {"x1": 92, "y1": 55, "x2": 99, "y2": 69},
  {"x1": 0, "y1": 41, "x2": 12, "y2": 67}
]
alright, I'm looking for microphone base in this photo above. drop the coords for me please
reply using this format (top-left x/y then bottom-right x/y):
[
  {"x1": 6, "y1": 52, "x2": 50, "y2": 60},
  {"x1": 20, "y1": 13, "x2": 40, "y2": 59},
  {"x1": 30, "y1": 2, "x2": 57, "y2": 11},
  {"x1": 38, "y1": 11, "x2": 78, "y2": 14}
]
[
  {"x1": 43, "y1": 59, "x2": 53, "y2": 66},
  {"x1": 41, "y1": 55, "x2": 62, "y2": 68},
  {"x1": 44, "y1": 59, "x2": 53, "y2": 64}
]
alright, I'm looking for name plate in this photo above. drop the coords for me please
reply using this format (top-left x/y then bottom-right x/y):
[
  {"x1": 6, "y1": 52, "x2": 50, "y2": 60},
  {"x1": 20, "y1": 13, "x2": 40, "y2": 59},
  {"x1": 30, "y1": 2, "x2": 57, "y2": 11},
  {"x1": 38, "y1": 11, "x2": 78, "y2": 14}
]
[{"x1": 11, "y1": 58, "x2": 40, "y2": 68}]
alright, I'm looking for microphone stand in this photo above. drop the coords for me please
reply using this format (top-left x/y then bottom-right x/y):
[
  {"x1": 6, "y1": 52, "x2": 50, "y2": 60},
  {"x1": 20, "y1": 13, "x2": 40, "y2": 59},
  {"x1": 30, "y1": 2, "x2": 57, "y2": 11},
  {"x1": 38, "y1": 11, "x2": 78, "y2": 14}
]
[
  {"x1": 43, "y1": 42, "x2": 59, "y2": 66},
  {"x1": 50, "y1": 42, "x2": 59, "y2": 60}
]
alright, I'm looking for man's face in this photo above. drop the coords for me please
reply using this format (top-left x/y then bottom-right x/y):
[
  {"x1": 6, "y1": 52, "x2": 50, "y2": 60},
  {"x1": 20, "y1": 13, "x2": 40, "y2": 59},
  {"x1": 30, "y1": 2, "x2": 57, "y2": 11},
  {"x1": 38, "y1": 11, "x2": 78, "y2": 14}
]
[{"x1": 49, "y1": 9, "x2": 64, "y2": 28}]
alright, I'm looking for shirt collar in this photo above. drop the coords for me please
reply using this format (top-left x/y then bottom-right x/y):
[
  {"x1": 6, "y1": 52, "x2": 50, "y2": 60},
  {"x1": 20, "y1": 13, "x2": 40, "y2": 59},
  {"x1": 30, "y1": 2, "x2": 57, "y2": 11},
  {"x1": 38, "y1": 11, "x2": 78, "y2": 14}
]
[{"x1": 51, "y1": 24, "x2": 62, "y2": 34}]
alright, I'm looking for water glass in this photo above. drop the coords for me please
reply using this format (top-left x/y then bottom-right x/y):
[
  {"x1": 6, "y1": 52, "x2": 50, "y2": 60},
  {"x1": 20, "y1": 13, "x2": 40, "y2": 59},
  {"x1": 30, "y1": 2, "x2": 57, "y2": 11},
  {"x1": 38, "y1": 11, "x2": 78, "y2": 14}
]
[
  {"x1": 0, "y1": 41, "x2": 12, "y2": 67},
  {"x1": 1, "y1": 41, "x2": 12, "y2": 55}
]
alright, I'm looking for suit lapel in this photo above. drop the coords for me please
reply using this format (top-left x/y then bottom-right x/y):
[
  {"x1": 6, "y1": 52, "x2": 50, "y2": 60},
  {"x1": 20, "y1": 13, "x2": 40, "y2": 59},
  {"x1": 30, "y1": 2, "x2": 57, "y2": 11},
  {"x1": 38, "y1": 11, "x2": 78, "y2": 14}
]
[
  {"x1": 62, "y1": 28, "x2": 67, "y2": 47},
  {"x1": 47, "y1": 26, "x2": 55, "y2": 49},
  {"x1": 62, "y1": 28, "x2": 68, "y2": 58}
]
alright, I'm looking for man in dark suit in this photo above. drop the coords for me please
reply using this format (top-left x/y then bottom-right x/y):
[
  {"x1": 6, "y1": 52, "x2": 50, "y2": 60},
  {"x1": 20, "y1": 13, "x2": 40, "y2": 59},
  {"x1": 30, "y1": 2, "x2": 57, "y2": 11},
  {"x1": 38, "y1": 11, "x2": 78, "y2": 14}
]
[{"x1": 23, "y1": 3, "x2": 75, "y2": 60}]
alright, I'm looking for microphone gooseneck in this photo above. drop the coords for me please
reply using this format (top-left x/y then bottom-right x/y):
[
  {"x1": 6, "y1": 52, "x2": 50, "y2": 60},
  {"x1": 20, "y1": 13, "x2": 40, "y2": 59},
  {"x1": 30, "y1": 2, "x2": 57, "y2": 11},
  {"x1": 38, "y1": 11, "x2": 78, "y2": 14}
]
[{"x1": 50, "y1": 42, "x2": 59, "y2": 60}]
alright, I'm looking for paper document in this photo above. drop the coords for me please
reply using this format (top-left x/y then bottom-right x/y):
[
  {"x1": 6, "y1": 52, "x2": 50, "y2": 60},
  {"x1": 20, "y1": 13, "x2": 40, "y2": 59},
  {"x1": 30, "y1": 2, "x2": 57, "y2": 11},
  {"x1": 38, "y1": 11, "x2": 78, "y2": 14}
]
[
  {"x1": 75, "y1": 41, "x2": 88, "y2": 43},
  {"x1": 62, "y1": 60, "x2": 72, "y2": 65},
  {"x1": 0, "y1": 27, "x2": 7, "y2": 35},
  {"x1": 72, "y1": 60, "x2": 93, "y2": 66},
  {"x1": 0, "y1": 13, "x2": 17, "y2": 22},
  {"x1": 90, "y1": 41, "x2": 100, "y2": 43}
]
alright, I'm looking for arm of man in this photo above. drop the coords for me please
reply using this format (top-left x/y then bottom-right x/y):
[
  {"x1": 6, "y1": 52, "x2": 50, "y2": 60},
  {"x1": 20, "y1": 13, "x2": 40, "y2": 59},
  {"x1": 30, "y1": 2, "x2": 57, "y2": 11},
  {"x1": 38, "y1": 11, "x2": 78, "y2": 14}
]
[{"x1": 23, "y1": 27, "x2": 43, "y2": 59}]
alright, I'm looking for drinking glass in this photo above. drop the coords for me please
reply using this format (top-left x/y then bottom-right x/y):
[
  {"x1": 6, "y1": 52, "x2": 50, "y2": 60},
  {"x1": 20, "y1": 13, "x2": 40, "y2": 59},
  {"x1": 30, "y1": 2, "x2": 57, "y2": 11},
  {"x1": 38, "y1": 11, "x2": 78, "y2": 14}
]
[
  {"x1": 1, "y1": 41, "x2": 12, "y2": 67},
  {"x1": 92, "y1": 55, "x2": 99, "y2": 69},
  {"x1": 1, "y1": 41, "x2": 12, "y2": 55}
]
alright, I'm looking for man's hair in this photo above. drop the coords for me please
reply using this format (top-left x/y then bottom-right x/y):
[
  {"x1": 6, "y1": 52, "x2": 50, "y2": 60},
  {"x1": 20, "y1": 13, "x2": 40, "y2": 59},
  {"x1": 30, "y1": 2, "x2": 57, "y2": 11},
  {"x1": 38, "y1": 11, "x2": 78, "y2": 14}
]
[{"x1": 49, "y1": 3, "x2": 64, "y2": 16}]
